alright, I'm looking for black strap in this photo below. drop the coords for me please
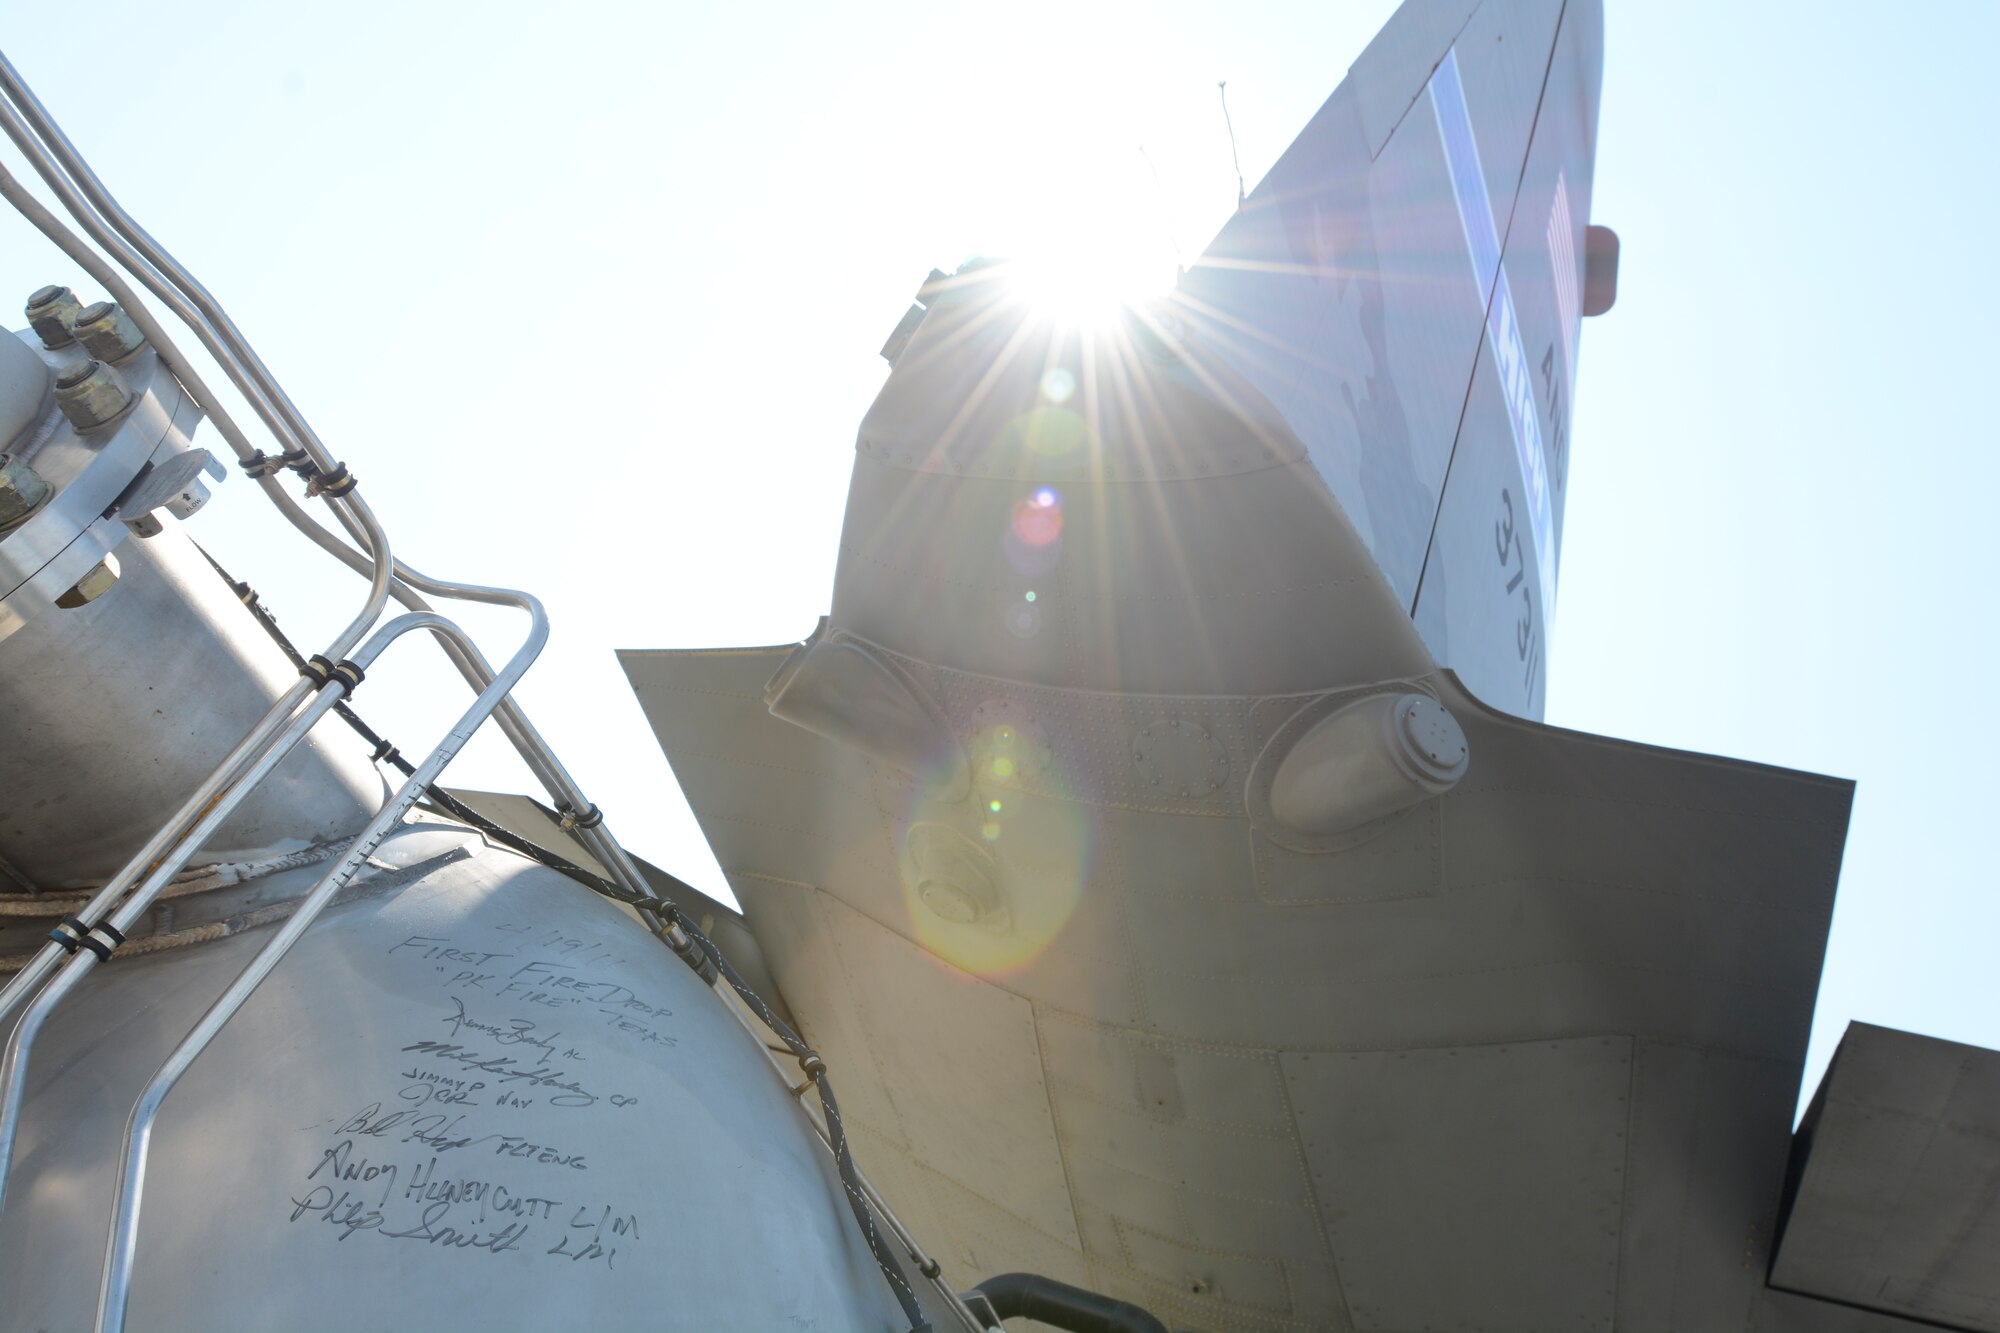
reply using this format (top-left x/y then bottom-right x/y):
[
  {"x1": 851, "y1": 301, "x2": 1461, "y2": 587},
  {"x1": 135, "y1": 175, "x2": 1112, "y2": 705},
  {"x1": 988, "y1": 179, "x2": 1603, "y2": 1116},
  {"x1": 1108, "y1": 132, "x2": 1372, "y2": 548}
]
[
  {"x1": 47, "y1": 914, "x2": 88, "y2": 953},
  {"x1": 79, "y1": 921, "x2": 126, "y2": 961},
  {"x1": 241, "y1": 447, "x2": 310, "y2": 479},
  {"x1": 50, "y1": 916, "x2": 124, "y2": 961},
  {"x1": 305, "y1": 461, "x2": 356, "y2": 498}
]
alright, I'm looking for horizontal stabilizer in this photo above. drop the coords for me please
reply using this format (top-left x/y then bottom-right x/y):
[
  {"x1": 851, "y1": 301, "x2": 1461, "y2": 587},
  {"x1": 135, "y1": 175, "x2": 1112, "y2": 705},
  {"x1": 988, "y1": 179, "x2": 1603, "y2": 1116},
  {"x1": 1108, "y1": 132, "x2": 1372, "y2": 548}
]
[{"x1": 625, "y1": 642, "x2": 1854, "y2": 1331}]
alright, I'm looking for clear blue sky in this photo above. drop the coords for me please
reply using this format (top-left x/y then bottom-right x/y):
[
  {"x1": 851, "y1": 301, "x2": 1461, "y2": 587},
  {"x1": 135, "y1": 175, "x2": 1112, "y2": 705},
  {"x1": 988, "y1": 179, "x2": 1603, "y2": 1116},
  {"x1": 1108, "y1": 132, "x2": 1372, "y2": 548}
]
[{"x1": 2, "y1": 1, "x2": 1993, "y2": 1108}]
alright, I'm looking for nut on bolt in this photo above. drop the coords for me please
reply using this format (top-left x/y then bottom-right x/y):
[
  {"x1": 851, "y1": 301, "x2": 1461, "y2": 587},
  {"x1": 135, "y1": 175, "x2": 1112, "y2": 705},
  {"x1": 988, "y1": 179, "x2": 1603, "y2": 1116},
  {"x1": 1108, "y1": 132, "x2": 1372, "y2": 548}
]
[
  {"x1": 71, "y1": 301, "x2": 146, "y2": 363},
  {"x1": 25, "y1": 284, "x2": 83, "y2": 349},
  {"x1": 53, "y1": 358, "x2": 132, "y2": 432},
  {"x1": 0, "y1": 454, "x2": 51, "y2": 530},
  {"x1": 55, "y1": 553, "x2": 119, "y2": 608}
]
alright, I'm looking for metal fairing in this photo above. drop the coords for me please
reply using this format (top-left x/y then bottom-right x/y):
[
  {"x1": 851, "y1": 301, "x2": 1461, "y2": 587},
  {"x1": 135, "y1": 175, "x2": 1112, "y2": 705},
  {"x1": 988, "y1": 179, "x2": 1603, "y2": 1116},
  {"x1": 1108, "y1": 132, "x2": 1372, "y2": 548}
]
[
  {"x1": 0, "y1": 822, "x2": 915, "y2": 1331},
  {"x1": 622, "y1": 1, "x2": 1995, "y2": 1328},
  {"x1": 628, "y1": 641, "x2": 1862, "y2": 1331}
]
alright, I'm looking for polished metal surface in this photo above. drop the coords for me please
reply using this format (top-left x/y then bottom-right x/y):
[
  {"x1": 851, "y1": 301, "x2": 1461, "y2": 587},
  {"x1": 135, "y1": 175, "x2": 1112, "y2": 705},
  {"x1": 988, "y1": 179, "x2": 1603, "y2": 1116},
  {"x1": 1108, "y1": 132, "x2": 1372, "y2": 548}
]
[
  {"x1": 0, "y1": 521, "x2": 382, "y2": 888},
  {"x1": 0, "y1": 327, "x2": 46, "y2": 450},
  {"x1": 0, "y1": 336, "x2": 190, "y2": 605},
  {"x1": 0, "y1": 42, "x2": 953, "y2": 1331},
  {"x1": 11, "y1": 0, "x2": 1992, "y2": 1328},
  {"x1": 100, "y1": 602, "x2": 547, "y2": 1328},
  {"x1": 0, "y1": 823, "x2": 917, "y2": 1332}
]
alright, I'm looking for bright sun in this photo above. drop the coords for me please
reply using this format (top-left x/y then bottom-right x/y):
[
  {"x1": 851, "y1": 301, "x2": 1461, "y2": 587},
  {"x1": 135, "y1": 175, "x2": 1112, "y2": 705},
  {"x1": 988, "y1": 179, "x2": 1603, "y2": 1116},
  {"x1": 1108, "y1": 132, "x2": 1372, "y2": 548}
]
[{"x1": 999, "y1": 245, "x2": 1177, "y2": 329}]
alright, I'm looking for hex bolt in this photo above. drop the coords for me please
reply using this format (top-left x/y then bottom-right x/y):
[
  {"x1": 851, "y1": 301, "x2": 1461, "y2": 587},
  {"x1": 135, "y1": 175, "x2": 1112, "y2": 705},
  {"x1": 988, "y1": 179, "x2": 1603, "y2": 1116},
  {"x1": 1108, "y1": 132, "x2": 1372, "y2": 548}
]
[
  {"x1": 71, "y1": 301, "x2": 146, "y2": 363},
  {"x1": 0, "y1": 454, "x2": 52, "y2": 530},
  {"x1": 53, "y1": 358, "x2": 132, "y2": 432},
  {"x1": 24, "y1": 284, "x2": 83, "y2": 349},
  {"x1": 55, "y1": 553, "x2": 119, "y2": 608}
]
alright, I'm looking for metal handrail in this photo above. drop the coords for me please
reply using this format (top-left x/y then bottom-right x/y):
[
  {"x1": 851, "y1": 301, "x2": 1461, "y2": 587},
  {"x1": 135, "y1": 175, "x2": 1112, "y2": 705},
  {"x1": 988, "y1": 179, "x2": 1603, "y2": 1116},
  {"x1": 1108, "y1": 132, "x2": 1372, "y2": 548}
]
[
  {"x1": 0, "y1": 48, "x2": 697, "y2": 973},
  {"x1": 0, "y1": 91, "x2": 396, "y2": 664},
  {"x1": 0, "y1": 51, "x2": 342, "y2": 481},
  {"x1": 0, "y1": 49, "x2": 975, "y2": 1333},
  {"x1": 0, "y1": 674, "x2": 357, "y2": 1211},
  {"x1": 94, "y1": 606, "x2": 543, "y2": 1332}
]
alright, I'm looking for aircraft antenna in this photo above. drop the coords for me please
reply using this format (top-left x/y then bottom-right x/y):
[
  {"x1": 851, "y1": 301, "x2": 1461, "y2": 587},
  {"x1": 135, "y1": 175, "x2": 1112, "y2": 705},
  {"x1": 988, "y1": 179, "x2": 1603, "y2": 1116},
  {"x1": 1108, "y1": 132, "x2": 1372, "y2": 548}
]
[{"x1": 1218, "y1": 80, "x2": 1246, "y2": 208}]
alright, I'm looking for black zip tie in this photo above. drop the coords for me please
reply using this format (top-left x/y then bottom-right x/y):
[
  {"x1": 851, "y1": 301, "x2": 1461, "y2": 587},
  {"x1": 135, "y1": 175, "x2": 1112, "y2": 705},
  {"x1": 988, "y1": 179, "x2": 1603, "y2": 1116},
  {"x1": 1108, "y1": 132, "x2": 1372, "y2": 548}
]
[
  {"x1": 300, "y1": 654, "x2": 334, "y2": 687},
  {"x1": 331, "y1": 658, "x2": 364, "y2": 692},
  {"x1": 79, "y1": 921, "x2": 125, "y2": 961},
  {"x1": 306, "y1": 461, "x2": 356, "y2": 498},
  {"x1": 48, "y1": 914, "x2": 88, "y2": 953},
  {"x1": 558, "y1": 803, "x2": 603, "y2": 832}
]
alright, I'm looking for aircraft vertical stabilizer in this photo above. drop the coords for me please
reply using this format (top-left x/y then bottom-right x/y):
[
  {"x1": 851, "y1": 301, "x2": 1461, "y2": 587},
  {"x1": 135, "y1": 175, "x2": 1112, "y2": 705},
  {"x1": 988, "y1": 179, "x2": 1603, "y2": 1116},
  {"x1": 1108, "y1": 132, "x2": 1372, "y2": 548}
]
[{"x1": 626, "y1": 1, "x2": 1991, "y2": 1328}]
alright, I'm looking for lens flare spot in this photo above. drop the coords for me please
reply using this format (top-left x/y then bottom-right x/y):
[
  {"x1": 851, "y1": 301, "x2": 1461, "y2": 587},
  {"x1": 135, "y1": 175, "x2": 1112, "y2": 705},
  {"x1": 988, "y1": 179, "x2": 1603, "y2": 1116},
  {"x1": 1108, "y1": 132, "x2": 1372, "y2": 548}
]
[
  {"x1": 1005, "y1": 599, "x2": 1043, "y2": 637},
  {"x1": 1040, "y1": 367, "x2": 1077, "y2": 404},
  {"x1": 1024, "y1": 590, "x2": 1037, "y2": 603},
  {"x1": 897, "y1": 730, "x2": 1095, "y2": 979},
  {"x1": 1011, "y1": 489, "x2": 1063, "y2": 547},
  {"x1": 996, "y1": 405, "x2": 1090, "y2": 462}
]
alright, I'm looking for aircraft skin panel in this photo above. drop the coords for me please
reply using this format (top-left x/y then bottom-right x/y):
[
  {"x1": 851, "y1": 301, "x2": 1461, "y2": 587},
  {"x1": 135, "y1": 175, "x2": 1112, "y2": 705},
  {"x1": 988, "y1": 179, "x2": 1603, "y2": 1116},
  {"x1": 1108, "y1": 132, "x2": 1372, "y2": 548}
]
[
  {"x1": 1449, "y1": 0, "x2": 1570, "y2": 277},
  {"x1": 1412, "y1": 0, "x2": 1604, "y2": 717},
  {"x1": 1176, "y1": 0, "x2": 1589, "y2": 721},
  {"x1": 1753, "y1": 1289, "x2": 1972, "y2": 1333},
  {"x1": 625, "y1": 642, "x2": 1855, "y2": 1330},
  {"x1": 1615, "y1": 1039, "x2": 1813, "y2": 1330},
  {"x1": 1771, "y1": 1023, "x2": 2000, "y2": 1331},
  {"x1": 831, "y1": 284, "x2": 1435, "y2": 697},
  {"x1": 1180, "y1": 73, "x2": 1482, "y2": 614},
  {"x1": 1414, "y1": 315, "x2": 1559, "y2": 714},
  {"x1": 1348, "y1": 0, "x2": 1485, "y2": 158},
  {"x1": 1285, "y1": 1036, "x2": 1632, "y2": 1331},
  {"x1": 615, "y1": 2, "x2": 1988, "y2": 1328}
]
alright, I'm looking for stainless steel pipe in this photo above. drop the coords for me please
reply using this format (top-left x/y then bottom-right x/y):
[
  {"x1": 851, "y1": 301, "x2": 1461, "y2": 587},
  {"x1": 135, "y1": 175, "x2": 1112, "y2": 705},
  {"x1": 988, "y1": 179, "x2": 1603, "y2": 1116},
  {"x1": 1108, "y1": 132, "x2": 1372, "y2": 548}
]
[{"x1": 93, "y1": 604, "x2": 545, "y2": 1331}]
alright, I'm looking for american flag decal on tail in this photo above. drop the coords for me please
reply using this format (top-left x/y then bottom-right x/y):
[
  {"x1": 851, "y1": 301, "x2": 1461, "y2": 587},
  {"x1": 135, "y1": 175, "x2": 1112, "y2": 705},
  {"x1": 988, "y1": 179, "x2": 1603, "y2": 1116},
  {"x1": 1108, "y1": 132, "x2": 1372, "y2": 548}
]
[{"x1": 1547, "y1": 172, "x2": 1581, "y2": 389}]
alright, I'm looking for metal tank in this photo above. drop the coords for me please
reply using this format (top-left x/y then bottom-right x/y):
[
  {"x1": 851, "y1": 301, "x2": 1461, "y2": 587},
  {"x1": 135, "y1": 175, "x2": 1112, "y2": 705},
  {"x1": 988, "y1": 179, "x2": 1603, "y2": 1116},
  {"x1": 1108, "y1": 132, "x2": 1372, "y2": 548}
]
[
  {"x1": 0, "y1": 819, "x2": 918, "y2": 1330},
  {"x1": 0, "y1": 318, "x2": 384, "y2": 892},
  {"x1": 0, "y1": 45, "x2": 959, "y2": 1332}
]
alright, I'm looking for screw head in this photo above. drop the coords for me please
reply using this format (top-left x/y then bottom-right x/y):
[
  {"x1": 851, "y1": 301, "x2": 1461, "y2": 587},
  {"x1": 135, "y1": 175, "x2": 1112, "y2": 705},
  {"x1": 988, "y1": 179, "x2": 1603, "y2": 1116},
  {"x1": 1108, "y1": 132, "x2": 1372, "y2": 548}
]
[
  {"x1": 25, "y1": 284, "x2": 83, "y2": 349},
  {"x1": 53, "y1": 358, "x2": 132, "y2": 432},
  {"x1": 0, "y1": 454, "x2": 51, "y2": 530},
  {"x1": 71, "y1": 301, "x2": 146, "y2": 363}
]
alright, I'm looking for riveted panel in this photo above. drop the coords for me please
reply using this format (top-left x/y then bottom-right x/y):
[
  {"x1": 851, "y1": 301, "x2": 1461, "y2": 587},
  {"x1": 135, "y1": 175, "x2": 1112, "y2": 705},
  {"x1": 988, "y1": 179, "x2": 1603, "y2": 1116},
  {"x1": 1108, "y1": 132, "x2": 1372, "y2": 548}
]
[
  {"x1": 812, "y1": 887, "x2": 1082, "y2": 1249},
  {"x1": 1772, "y1": 1024, "x2": 2000, "y2": 1331},
  {"x1": 1284, "y1": 1037, "x2": 1630, "y2": 1332},
  {"x1": 1615, "y1": 1040, "x2": 1801, "y2": 1331}
]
